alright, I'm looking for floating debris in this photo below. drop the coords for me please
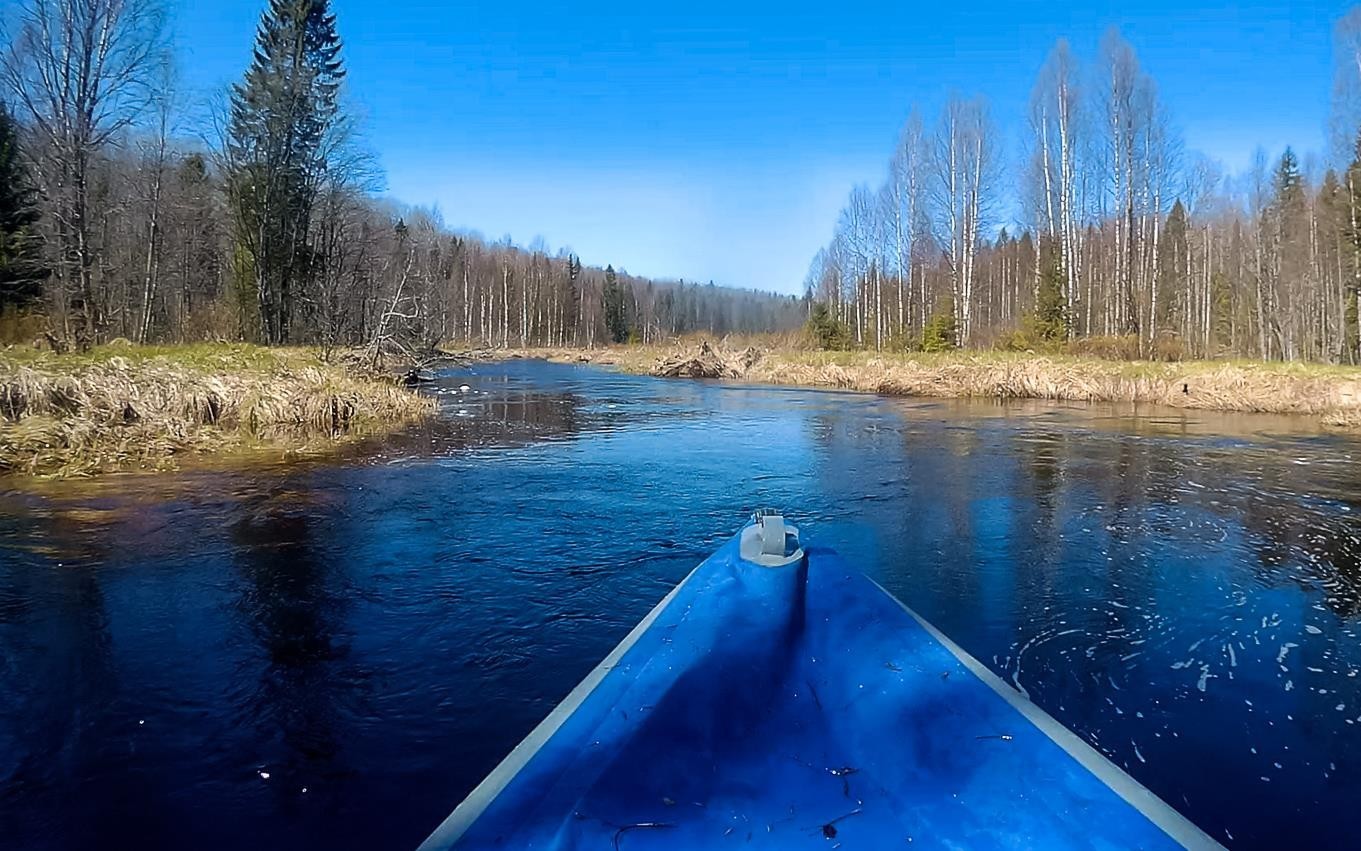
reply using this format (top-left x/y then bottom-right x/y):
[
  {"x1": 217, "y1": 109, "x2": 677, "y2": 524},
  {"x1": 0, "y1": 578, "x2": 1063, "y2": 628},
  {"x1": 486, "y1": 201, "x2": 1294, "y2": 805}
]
[{"x1": 819, "y1": 808, "x2": 863, "y2": 840}]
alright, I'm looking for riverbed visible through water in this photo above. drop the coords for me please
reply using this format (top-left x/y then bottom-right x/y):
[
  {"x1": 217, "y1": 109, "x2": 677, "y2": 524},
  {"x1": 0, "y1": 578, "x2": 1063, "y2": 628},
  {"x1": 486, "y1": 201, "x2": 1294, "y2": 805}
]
[{"x1": 3, "y1": 359, "x2": 1360, "y2": 849}]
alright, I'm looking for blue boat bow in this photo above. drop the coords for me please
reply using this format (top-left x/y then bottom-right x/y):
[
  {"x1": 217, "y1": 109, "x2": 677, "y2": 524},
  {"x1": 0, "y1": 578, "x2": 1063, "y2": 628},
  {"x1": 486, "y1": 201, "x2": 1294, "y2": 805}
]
[{"x1": 420, "y1": 517, "x2": 1221, "y2": 850}]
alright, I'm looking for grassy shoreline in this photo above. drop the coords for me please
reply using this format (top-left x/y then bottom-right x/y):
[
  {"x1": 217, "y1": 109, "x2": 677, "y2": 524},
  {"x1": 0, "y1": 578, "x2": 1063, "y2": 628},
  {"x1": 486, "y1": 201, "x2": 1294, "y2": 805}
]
[
  {"x1": 0, "y1": 343, "x2": 435, "y2": 478},
  {"x1": 7, "y1": 339, "x2": 1357, "y2": 479},
  {"x1": 496, "y1": 343, "x2": 1361, "y2": 429}
]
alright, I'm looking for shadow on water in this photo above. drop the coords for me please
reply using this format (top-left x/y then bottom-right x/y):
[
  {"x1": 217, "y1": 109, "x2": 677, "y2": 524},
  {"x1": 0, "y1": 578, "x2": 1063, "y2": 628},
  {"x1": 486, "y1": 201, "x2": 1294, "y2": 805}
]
[
  {"x1": 2, "y1": 358, "x2": 1361, "y2": 848},
  {"x1": 231, "y1": 496, "x2": 353, "y2": 776}
]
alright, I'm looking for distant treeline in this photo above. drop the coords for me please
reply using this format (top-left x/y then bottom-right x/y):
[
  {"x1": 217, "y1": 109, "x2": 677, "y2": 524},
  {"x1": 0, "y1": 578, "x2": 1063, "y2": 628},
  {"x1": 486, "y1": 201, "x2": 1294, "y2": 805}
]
[
  {"x1": 810, "y1": 13, "x2": 1361, "y2": 362},
  {"x1": 0, "y1": 0, "x2": 801, "y2": 351}
]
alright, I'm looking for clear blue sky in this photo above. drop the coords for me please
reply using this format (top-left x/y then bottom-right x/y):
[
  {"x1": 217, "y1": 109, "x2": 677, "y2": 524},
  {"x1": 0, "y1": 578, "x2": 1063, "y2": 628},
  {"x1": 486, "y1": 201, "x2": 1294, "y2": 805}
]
[{"x1": 172, "y1": 0, "x2": 1344, "y2": 294}]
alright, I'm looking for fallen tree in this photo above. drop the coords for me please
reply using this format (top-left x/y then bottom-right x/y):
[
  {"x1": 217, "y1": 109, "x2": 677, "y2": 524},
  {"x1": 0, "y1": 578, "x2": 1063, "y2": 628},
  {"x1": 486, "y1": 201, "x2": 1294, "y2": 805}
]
[{"x1": 650, "y1": 341, "x2": 762, "y2": 379}]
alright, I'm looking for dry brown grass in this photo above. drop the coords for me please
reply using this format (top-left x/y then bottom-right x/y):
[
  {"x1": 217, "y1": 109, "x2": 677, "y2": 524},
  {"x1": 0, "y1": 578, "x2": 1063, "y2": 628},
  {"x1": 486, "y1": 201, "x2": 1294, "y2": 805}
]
[
  {"x1": 749, "y1": 353, "x2": 1359, "y2": 417},
  {"x1": 0, "y1": 343, "x2": 435, "y2": 478},
  {"x1": 494, "y1": 341, "x2": 1361, "y2": 429}
]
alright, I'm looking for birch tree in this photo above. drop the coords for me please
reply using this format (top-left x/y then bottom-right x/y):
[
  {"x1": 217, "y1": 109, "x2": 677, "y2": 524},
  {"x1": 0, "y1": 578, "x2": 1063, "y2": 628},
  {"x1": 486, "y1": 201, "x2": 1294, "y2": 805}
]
[
  {"x1": 1028, "y1": 39, "x2": 1085, "y2": 329},
  {"x1": 887, "y1": 109, "x2": 928, "y2": 337},
  {"x1": 1, "y1": 0, "x2": 165, "y2": 345},
  {"x1": 931, "y1": 94, "x2": 998, "y2": 346}
]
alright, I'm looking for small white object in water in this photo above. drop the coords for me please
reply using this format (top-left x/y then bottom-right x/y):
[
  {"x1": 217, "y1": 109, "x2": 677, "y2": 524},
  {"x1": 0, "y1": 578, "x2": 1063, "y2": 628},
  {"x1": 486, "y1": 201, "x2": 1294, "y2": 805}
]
[
  {"x1": 259, "y1": 770, "x2": 270, "y2": 780},
  {"x1": 302, "y1": 787, "x2": 308, "y2": 794},
  {"x1": 1196, "y1": 665, "x2": 1211, "y2": 692},
  {"x1": 138, "y1": 720, "x2": 144, "y2": 726},
  {"x1": 459, "y1": 384, "x2": 471, "y2": 392}
]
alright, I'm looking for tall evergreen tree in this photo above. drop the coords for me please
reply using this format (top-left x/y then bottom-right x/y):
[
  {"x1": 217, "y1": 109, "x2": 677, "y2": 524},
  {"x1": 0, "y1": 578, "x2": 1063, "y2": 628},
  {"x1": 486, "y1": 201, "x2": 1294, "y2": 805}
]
[
  {"x1": 1157, "y1": 199, "x2": 1190, "y2": 333},
  {"x1": 1344, "y1": 134, "x2": 1361, "y2": 363},
  {"x1": 1265, "y1": 148, "x2": 1308, "y2": 358},
  {"x1": 0, "y1": 102, "x2": 41, "y2": 309},
  {"x1": 226, "y1": 0, "x2": 345, "y2": 344},
  {"x1": 1030, "y1": 250, "x2": 1070, "y2": 344},
  {"x1": 921, "y1": 296, "x2": 958, "y2": 351},
  {"x1": 603, "y1": 264, "x2": 629, "y2": 343}
]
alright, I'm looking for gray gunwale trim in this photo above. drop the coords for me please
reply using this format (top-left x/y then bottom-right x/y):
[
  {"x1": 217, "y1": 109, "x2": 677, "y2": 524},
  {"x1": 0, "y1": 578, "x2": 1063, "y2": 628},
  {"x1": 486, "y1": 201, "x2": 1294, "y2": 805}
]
[
  {"x1": 869, "y1": 578, "x2": 1225, "y2": 851},
  {"x1": 416, "y1": 565, "x2": 701, "y2": 851}
]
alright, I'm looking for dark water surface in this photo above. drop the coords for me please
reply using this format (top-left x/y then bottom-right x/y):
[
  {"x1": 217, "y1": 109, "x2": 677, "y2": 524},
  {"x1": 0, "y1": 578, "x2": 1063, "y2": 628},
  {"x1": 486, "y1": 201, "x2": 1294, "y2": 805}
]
[{"x1": 3, "y1": 360, "x2": 1361, "y2": 849}]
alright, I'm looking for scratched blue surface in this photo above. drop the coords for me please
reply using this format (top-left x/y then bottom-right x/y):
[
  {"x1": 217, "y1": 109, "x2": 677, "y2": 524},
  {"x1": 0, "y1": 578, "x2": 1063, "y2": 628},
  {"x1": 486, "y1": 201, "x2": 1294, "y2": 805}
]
[{"x1": 439, "y1": 532, "x2": 1184, "y2": 849}]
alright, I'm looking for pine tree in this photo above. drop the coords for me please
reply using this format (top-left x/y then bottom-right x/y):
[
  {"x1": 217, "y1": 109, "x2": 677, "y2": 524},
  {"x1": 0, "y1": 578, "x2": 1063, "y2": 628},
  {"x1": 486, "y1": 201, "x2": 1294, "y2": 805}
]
[
  {"x1": 1157, "y1": 199, "x2": 1189, "y2": 334},
  {"x1": 603, "y1": 264, "x2": 629, "y2": 343},
  {"x1": 1344, "y1": 135, "x2": 1361, "y2": 363},
  {"x1": 1274, "y1": 148, "x2": 1304, "y2": 203},
  {"x1": 1029, "y1": 253, "x2": 1070, "y2": 345},
  {"x1": 921, "y1": 296, "x2": 958, "y2": 352},
  {"x1": 1269, "y1": 148, "x2": 1308, "y2": 357},
  {"x1": 806, "y1": 301, "x2": 850, "y2": 349},
  {"x1": 0, "y1": 102, "x2": 42, "y2": 309},
  {"x1": 227, "y1": 0, "x2": 346, "y2": 344}
]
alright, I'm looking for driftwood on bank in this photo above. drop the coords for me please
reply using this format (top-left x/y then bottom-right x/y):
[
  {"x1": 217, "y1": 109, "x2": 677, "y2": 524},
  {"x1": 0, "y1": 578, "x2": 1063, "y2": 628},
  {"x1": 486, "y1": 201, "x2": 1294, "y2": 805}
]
[
  {"x1": 650, "y1": 342, "x2": 762, "y2": 379},
  {"x1": 400, "y1": 348, "x2": 482, "y2": 385},
  {"x1": 337, "y1": 342, "x2": 485, "y2": 386}
]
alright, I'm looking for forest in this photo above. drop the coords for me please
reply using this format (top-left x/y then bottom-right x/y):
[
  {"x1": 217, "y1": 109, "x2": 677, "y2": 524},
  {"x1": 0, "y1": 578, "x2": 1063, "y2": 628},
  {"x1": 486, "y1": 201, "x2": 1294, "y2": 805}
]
[
  {"x1": 809, "y1": 11, "x2": 1361, "y2": 363},
  {"x1": 6, "y1": 1, "x2": 1361, "y2": 364},
  {"x1": 0, "y1": 0, "x2": 803, "y2": 354}
]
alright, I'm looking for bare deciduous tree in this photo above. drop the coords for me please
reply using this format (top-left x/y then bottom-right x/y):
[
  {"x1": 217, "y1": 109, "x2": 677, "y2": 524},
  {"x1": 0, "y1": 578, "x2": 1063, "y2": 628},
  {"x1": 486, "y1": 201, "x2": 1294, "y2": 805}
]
[
  {"x1": 931, "y1": 94, "x2": 999, "y2": 346},
  {"x1": 1, "y1": 0, "x2": 165, "y2": 345}
]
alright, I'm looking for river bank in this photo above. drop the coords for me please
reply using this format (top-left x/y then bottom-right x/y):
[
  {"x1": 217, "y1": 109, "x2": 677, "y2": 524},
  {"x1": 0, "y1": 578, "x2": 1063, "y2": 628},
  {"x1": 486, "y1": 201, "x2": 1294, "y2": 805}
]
[
  {"x1": 491, "y1": 343, "x2": 1361, "y2": 429},
  {"x1": 10, "y1": 339, "x2": 1356, "y2": 480},
  {"x1": 0, "y1": 343, "x2": 435, "y2": 478}
]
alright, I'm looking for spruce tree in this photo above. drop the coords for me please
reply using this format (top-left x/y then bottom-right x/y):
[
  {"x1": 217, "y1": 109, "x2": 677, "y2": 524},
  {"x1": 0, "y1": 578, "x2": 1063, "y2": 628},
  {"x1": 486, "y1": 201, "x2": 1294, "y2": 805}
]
[
  {"x1": 603, "y1": 264, "x2": 629, "y2": 343},
  {"x1": 1345, "y1": 135, "x2": 1361, "y2": 363},
  {"x1": 1157, "y1": 199, "x2": 1189, "y2": 333},
  {"x1": 1031, "y1": 255, "x2": 1070, "y2": 345},
  {"x1": 1274, "y1": 148, "x2": 1304, "y2": 203},
  {"x1": 921, "y1": 297, "x2": 958, "y2": 352},
  {"x1": 0, "y1": 102, "x2": 42, "y2": 310},
  {"x1": 805, "y1": 302, "x2": 850, "y2": 350},
  {"x1": 227, "y1": 0, "x2": 345, "y2": 344},
  {"x1": 1273, "y1": 148, "x2": 1307, "y2": 262}
]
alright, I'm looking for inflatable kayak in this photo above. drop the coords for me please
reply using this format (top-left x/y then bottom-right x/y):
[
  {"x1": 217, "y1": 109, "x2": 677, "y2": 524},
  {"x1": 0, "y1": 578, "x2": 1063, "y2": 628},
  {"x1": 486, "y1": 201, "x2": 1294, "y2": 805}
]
[{"x1": 420, "y1": 515, "x2": 1220, "y2": 850}]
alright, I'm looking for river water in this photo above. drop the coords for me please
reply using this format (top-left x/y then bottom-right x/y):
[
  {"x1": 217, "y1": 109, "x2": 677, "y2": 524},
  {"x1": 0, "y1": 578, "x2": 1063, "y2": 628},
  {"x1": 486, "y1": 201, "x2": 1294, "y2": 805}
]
[{"x1": 2, "y1": 359, "x2": 1360, "y2": 849}]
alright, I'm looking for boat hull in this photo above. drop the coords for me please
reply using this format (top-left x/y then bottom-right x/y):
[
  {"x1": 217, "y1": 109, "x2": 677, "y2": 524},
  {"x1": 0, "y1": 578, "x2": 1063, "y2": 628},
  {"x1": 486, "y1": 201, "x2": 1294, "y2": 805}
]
[{"x1": 420, "y1": 529, "x2": 1219, "y2": 849}]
